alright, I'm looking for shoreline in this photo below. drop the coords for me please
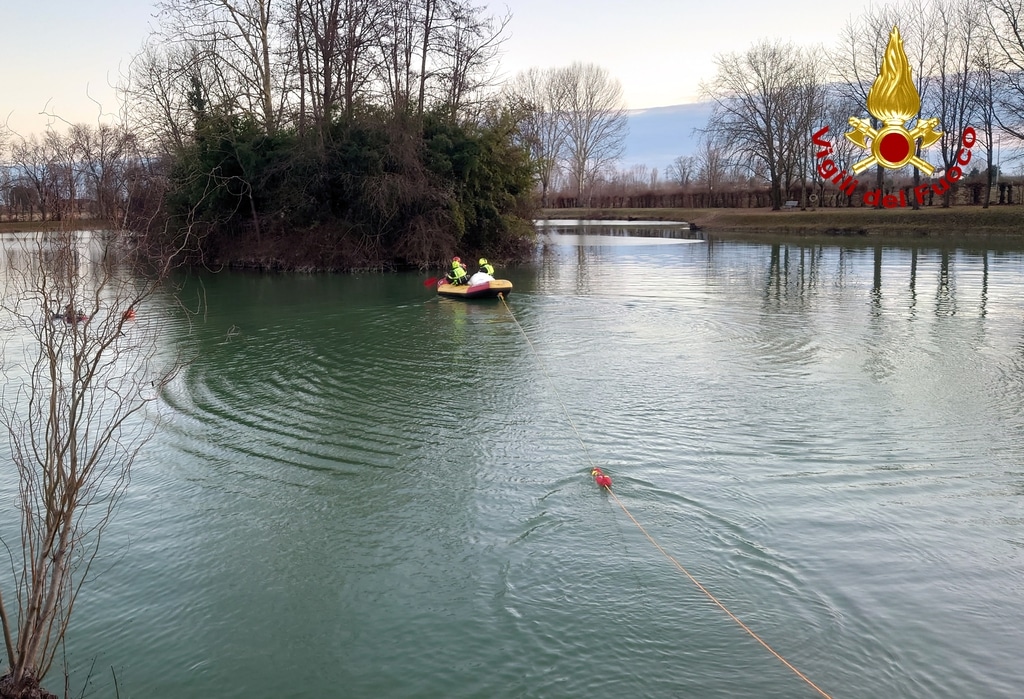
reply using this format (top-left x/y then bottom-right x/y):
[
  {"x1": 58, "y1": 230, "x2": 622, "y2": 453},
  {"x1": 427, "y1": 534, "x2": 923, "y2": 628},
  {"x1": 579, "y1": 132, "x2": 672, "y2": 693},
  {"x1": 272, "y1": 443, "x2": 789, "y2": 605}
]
[
  {"x1": 4, "y1": 207, "x2": 1024, "y2": 254},
  {"x1": 0, "y1": 219, "x2": 116, "y2": 234},
  {"x1": 3, "y1": 204, "x2": 1024, "y2": 237},
  {"x1": 539, "y1": 206, "x2": 1024, "y2": 238}
]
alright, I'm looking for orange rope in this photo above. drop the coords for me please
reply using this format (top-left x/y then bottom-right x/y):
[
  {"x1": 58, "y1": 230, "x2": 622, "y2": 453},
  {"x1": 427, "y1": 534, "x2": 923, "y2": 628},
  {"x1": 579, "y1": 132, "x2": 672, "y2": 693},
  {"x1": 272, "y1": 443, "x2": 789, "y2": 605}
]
[
  {"x1": 499, "y1": 292, "x2": 834, "y2": 699},
  {"x1": 499, "y1": 293, "x2": 597, "y2": 465},
  {"x1": 602, "y1": 484, "x2": 835, "y2": 699}
]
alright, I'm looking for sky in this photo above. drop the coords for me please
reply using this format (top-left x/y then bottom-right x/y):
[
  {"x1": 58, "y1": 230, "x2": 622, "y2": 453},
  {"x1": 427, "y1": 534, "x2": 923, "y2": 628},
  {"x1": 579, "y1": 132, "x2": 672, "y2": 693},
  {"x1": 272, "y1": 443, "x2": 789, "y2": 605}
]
[
  {"x1": 1, "y1": 0, "x2": 157, "y2": 138},
  {"x1": 0, "y1": 0, "x2": 896, "y2": 139}
]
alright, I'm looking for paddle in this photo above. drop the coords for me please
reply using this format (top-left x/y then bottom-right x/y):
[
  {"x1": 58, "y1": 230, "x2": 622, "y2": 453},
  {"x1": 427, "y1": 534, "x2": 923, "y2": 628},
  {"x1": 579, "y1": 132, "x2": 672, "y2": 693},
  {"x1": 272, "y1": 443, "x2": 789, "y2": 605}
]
[{"x1": 423, "y1": 276, "x2": 439, "y2": 287}]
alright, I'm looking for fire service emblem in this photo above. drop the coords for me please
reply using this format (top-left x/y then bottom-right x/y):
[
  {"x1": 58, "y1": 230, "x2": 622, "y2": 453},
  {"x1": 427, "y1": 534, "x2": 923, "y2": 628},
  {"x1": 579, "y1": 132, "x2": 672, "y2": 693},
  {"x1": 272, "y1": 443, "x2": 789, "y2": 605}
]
[
  {"x1": 812, "y1": 24, "x2": 976, "y2": 208},
  {"x1": 845, "y1": 26, "x2": 942, "y2": 174}
]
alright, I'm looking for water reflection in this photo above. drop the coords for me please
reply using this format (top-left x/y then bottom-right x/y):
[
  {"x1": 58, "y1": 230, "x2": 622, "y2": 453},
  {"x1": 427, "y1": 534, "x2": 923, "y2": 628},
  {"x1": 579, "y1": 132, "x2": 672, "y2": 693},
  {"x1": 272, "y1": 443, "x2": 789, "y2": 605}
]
[
  {"x1": 909, "y1": 248, "x2": 919, "y2": 318},
  {"x1": 5, "y1": 226, "x2": 1024, "y2": 698},
  {"x1": 980, "y1": 252, "x2": 990, "y2": 319},
  {"x1": 532, "y1": 226, "x2": 1024, "y2": 330},
  {"x1": 723, "y1": 238, "x2": 1024, "y2": 323},
  {"x1": 936, "y1": 249, "x2": 957, "y2": 317},
  {"x1": 535, "y1": 219, "x2": 703, "y2": 242}
]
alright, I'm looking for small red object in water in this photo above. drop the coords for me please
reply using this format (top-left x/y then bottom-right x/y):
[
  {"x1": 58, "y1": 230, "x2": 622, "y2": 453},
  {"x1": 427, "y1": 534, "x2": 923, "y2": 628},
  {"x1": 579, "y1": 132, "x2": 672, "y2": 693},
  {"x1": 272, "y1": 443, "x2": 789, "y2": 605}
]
[{"x1": 591, "y1": 467, "x2": 612, "y2": 488}]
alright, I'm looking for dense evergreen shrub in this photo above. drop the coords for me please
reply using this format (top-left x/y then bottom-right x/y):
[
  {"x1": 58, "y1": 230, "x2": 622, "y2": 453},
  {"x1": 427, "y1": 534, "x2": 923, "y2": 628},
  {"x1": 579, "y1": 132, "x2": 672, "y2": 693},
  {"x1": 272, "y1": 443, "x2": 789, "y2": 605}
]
[{"x1": 145, "y1": 107, "x2": 536, "y2": 271}]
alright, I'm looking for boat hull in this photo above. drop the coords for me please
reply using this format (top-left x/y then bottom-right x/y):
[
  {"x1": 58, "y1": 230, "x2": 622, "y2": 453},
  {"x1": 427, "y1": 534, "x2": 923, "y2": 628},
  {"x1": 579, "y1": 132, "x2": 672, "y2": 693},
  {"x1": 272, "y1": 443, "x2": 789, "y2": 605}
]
[{"x1": 437, "y1": 279, "x2": 513, "y2": 299}]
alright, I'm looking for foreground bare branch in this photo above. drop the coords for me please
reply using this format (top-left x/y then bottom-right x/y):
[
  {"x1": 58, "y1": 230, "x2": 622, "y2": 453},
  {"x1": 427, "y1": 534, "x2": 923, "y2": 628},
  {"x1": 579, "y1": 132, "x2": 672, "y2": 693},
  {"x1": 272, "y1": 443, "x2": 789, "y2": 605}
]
[{"x1": 0, "y1": 227, "x2": 189, "y2": 697}]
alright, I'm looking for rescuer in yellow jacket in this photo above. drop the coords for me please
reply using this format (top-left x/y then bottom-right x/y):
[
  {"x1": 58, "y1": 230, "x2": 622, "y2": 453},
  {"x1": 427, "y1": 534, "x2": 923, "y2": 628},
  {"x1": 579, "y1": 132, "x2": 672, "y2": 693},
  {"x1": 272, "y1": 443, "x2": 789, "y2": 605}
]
[
  {"x1": 478, "y1": 258, "x2": 494, "y2": 276},
  {"x1": 447, "y1": 256, "x2": 468, "y2": 285}
]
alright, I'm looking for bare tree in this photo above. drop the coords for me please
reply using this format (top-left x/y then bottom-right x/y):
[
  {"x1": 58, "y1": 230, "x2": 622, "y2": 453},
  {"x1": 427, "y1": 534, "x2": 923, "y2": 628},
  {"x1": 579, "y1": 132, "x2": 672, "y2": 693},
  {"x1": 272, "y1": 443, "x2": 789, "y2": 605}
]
[
  {"x1": 156, "y1": 0, "x2": 285, "y2": 132},
  {"x1": 974, "y1": 19, "x2": 1000, "y2": 206},
  {"x1": 618, "y1": 163, "x2": 650, "y2": 189},
  {"x1": 982, "y1": 0, "x2": 1024, "y2": 167},
  {"x1": 44, "y1": 131, "x2": 82, "y2": 222},
  {"x1": 702, "y1": 40, "x2": 822, "y2": 209},
  {"x1": 137, "y1": 0, "x2": 509, "y2": 142},
  {"x1": 289, "y1": 0, "x2": 386, "y2": 133},
  {"x1": 0, "y1": 129, "x2": 8, "y2": 180},
  {"x1": 697, "y1": 134, "x2": 729, "y2": 204},
  {"x1": 831, "y1": 8, "x2": 959, "y2": 207},
  {"x1": 780, "y1": 49, "x2": 828, "y2": 208},
  {"x1": 71, "y1": 124, "x2": 139, "y2": 223},
  {"x1": 927, "y1": 0, "x2": 981, "y2": 205},
  {"x1": 831, "y1": 6, "x2": 900, "y2": 110},
  {"x1": 506, "y1": 67, "x2": 568, "y2": 207},
  {"x1": 415, "y1": 0, "x2": 441, "y2": 114},
  {"x1": 0, "y1": 217, "x2": 194, "y2": 698},
  {"x1": 434, "y1": 1, "x2": 509, "y2": 119},
  {"x1": 9, "y1": 138, "x2": 56, "y2": 222},
  {"x1": 120, "y1": 41, "x2": 211, "y2": 155},
  {"x1": 296, "y1": 0, "x2": 346, "y2": 131},
  {"x1": 336, "y1": 0, "x2": 385, "y2": 120},
  {"x1": 371, "y1": 0, "x2": 508, "y2": 118},
  {"x1": 814, "y1": 88, "x2": 865, "y2": 206},
  {"x1": 665, "y1": 155, "x2": 696, "y2": 188},
  {"x1": 986, "y1": 0, "x2": 1024, "y2": 136},
  {"x1": 901, "y1": 7, "x2": 941, "y2": 208},
  {"x1": 376, "y1": 0, "x2": 417, "y2": 113},
  {"x1": 558, "y1": 62, "x2": 628, "y2": 204},
  {"x1": 829, "y1": 3, "x2": 904, "y2": 197},
  {"x1": 0, "y1": 156, "x2": 10, "y2": 221}
]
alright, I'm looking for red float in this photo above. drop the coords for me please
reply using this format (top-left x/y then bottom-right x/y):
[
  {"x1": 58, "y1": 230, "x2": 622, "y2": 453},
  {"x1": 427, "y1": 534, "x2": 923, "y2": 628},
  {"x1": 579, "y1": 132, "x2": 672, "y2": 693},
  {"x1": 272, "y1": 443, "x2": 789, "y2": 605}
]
[{"x1": 591, "y1": 467, "x2": 612, "y2": 488}]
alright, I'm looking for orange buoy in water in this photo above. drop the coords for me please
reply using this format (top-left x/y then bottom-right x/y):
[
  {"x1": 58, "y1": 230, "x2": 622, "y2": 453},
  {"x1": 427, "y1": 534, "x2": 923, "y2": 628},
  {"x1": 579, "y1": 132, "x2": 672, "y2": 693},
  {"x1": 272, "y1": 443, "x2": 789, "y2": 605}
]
[{"x1": 591, "y1": 467, "x2": 612, "y2": 488}]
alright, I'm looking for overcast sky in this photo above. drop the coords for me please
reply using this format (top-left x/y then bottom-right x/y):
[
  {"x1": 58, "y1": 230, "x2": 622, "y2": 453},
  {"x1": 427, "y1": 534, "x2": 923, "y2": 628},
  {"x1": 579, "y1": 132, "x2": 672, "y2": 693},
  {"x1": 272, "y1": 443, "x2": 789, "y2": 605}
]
[{"x1": 1, "y1": 0, "x2": 896, "y2": 137}]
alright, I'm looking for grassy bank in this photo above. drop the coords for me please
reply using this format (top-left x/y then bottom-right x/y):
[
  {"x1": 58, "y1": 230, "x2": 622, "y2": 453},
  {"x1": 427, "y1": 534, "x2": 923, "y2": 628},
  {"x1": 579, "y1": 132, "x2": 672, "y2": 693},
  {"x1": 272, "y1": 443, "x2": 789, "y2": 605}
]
[
  {"x1": 5, "y1": 206, "x2": 1023, "y2": 241},
  {"x1": 541, "y1": 206, "x2": 1024, "y2": 238}
]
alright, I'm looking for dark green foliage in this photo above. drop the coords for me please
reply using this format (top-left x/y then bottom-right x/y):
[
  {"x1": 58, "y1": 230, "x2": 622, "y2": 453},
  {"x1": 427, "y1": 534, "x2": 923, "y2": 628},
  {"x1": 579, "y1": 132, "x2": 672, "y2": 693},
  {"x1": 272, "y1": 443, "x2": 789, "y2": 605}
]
[
  {"x1": 187, "y1": 74, "x2": 206, "y2": 120},
  {"x1": 148, "y1": 106, "x2": 537, "y2": 271},
  {"x1": 422, "y1": 110, "x2": 536, "y2": 255}
]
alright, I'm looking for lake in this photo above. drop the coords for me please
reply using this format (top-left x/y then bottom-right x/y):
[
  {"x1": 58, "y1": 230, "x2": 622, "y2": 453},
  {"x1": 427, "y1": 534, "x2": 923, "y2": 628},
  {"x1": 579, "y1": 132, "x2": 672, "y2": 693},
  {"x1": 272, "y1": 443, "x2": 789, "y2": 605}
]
[{"x1": 2, "y1": 222, "x2": 1023, "y2": 698}]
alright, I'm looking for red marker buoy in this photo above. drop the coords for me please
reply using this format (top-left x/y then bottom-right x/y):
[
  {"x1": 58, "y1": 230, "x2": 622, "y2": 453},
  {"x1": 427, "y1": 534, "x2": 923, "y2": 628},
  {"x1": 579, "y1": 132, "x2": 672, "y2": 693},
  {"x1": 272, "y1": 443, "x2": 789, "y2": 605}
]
[{"x1": 591, "y1": 467, "x2": 612, "y2": 488}]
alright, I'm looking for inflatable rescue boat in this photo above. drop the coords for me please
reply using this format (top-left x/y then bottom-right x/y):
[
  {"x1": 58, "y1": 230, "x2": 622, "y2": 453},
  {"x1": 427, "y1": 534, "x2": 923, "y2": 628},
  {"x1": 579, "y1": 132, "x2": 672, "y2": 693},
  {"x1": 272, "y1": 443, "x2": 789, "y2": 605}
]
[{"x1": 437, "y1": 278, "x2": 513, "y2": 299}]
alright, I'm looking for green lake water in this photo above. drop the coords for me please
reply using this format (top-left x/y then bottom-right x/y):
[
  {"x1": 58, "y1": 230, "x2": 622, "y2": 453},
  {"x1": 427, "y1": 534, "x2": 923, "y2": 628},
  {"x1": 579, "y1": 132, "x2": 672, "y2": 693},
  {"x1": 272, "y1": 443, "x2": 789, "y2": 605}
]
[{"x1": 3, "y1": 223, "x2": 1024, "y2": 698}]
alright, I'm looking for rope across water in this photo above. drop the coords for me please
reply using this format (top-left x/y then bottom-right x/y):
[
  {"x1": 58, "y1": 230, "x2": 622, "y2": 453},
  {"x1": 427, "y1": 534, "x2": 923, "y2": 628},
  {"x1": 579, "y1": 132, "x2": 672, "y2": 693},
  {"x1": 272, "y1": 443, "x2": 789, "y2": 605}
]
[{"x1": 497, "y1": 293, "x2": 835, "y2": 699}]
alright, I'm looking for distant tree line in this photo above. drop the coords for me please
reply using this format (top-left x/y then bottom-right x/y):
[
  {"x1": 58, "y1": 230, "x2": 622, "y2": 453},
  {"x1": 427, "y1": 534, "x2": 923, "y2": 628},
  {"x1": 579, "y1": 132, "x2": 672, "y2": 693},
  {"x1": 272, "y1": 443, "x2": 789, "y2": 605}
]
[
  {"x1": 533, "y1": 0, "x2": 1024, "y2": 212},
  {"x1": 7, "y1": 0, "x2": 1024, "y2": 263},
  {"x1": 0, "y1": 125, "x2": 142, "y2": 224},
  {"x1": 504, "y1": 63, "x2": 629, "y2": 208}
]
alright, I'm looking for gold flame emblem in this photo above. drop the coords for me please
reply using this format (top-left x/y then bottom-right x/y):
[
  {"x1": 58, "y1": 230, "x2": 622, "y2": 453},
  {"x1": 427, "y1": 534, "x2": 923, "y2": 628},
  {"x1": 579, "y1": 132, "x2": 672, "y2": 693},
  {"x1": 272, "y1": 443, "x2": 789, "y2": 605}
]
[{"x1": 845, "y1": 26, "x2": 942, "y2": 174}]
